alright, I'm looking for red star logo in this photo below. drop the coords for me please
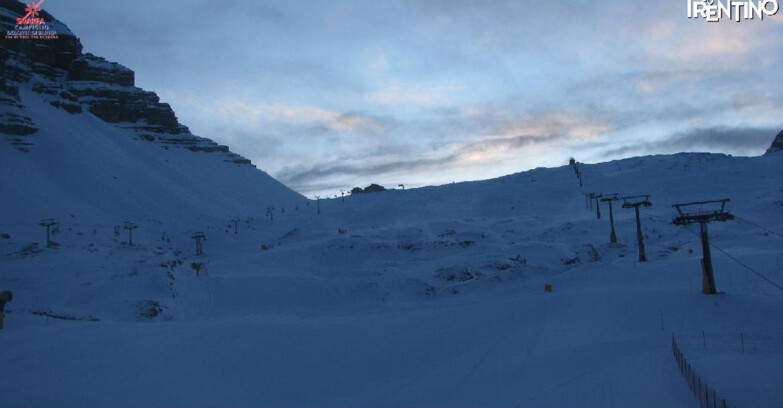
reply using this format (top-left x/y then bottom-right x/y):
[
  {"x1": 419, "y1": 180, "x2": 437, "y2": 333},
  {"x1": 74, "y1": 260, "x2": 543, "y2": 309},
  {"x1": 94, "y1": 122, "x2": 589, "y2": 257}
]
[{"x1": 23, "y1": 0, "x2": 43, "y2": 19}]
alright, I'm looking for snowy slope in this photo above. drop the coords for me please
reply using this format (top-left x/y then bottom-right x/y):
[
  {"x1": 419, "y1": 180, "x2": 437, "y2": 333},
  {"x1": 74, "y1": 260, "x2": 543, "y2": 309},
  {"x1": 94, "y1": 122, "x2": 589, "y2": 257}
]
[
  {"x1": 1, "y1": 0, "x2": 304, "y2": 228},
  {"x1": 2, "y1": 3, "x2": 782, "y2": 406},
  {"x1": 0, "y1": 86, "x2": 304, "y2": 225},
  {"x1": 1, "y1": 150, "x2": 781, "y2": 407}
]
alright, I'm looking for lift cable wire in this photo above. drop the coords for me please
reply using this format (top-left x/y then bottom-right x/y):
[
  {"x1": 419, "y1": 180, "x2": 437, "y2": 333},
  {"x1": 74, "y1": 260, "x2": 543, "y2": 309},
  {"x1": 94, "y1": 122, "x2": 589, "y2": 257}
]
[
  {"x1": 733, "y1": 215, "x2": 783, "y2": 239},
  {"x1": 677, "y1": 224, "x2": 783, "y2": 293},
  {"x1": 644, "y1": 214, "x2": 783, "y2": 293}
]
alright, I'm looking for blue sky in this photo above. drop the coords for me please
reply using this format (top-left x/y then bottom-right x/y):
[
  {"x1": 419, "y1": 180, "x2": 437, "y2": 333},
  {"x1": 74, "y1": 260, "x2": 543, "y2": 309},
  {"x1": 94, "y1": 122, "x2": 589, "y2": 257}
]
[{"x1": 44, "y1": 0, "x2": 783, "y2": 196}]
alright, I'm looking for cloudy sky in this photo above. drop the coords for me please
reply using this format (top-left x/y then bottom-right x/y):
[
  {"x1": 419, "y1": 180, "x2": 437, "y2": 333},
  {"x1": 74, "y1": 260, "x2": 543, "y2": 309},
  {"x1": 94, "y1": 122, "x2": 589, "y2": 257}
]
[{"x1": 44, "y1": 0, "x2": 782, "y2": 196}]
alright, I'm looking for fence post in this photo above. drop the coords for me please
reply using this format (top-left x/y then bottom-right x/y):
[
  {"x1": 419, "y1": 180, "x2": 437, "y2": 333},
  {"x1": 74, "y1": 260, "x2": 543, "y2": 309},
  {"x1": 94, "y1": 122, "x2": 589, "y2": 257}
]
[
  {"x1": 691, "y1": 366, "x2": 696, "y2": 391},
  {"x1": 674, "y1": 336, "x2": 732, "y2": 408},
  {"x1": 691, "y1": 370, "x2": 695, "y2": 392},
  {"x1": 713, "y1": 390, "x2": 717, "y2": 408}
]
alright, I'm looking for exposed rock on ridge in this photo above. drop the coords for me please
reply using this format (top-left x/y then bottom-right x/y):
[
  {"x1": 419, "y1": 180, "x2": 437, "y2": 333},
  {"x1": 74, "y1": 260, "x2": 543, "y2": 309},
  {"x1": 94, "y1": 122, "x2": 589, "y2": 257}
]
[
  {"x1": 764, "y1": 129, "x2": 783, "y2": 155},
  {"x1": 0, "y1": 0, "x2": 253, "y2": 166}
]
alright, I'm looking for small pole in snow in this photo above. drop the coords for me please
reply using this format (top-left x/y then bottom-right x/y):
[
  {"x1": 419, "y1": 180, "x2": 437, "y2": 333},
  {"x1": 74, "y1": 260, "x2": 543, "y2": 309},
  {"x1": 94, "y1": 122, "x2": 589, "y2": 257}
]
[
  {"x1": 231, "y1": 217, "x2": 240, "y2": 234},
  {"x1": 191, "y1": 232, "x2": 205, "y2": 255},
  {"x1": 39, "y1": 218, "x2": 58, "y2": 248},
  {"x1": 315, "y1": 196, "x2": 321, "y2": 215},
  {"x1": 340, "y1": 190, "x2": 345, "y2": 202}
]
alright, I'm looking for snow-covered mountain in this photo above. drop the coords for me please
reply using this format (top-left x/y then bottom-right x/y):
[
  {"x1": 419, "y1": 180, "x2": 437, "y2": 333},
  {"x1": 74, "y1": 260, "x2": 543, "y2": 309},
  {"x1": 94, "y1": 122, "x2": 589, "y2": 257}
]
[
  {"x1": 1, "y1": 148, "x2": 781, "y2": 407},
  {"x1": 2, "y1": 1, "x2": 783, "y2": 407},
  {"x1": 1, "y1": 0, "x2": 303, "y2": 225}
]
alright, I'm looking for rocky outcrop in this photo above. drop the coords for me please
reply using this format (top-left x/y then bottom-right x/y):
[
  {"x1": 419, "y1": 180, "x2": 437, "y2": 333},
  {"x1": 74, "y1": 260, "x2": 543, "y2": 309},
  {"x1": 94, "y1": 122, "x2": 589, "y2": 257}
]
[
  {"x1": 66, "y1": 81, "x2": 188, "y2": 134},
  {"x1": 0, "y1": 0, "x2": 82, "y2": 80},
  {"x1": 67, "y1": 53, "x2": 134, "y2": 86},
  {"x1": 0, "y1": 77, "x2": 35, "y2": 151},
  {"x1": 764, "y1": 130, "x2": 783, "y2": 155},
  {"x1": 351, "y1": 184, "x2": 388, "y2": 194},
  {"x1": 0, "y1": 0, "x2": 256, "y2": 166}
]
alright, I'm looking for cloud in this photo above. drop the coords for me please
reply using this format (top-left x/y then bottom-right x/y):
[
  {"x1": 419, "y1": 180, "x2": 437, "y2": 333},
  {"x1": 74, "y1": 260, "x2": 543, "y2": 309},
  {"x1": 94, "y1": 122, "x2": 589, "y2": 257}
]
[
  {"x1": 45, "y1": 1, "x2": 783, "y2": 197},
  {"x1": 273, "y1": 108, "x2": 615, "y2": 193},
  {"x1": 205, "y1": 98, "x2": 390, "y2": 135},
  {"x1": 626, "y1": 69, "x2": 704, "y2": 95},
  {"x1": 365, "y1": 82, "x2": 466, "y2": 106},
  {"x1": 600, "y1": 126, "x2": 779, "y2": 158},
  {"x1": 276, "y1": 154, "x2": 458, "y2": 192}
]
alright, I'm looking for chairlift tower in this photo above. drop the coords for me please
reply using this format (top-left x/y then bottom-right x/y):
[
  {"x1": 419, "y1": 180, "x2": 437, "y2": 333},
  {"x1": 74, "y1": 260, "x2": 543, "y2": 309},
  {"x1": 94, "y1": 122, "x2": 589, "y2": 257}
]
[
  {"x1": 586, "y1": 192, "x2": 597, "y2": 211},
  {"x1": 592, "y1": 193, "x2": 604, "y2": 219},
  {"x1": 266, "y1": 206, "x2": 275, "y2": 221},
  {"x1": 600, "y1": 194, "x2": 619, "y2": 244},
  {"x1": 39, "y1": 218, "x2": 57, "y2": 248},
  {"x1": 672, "y1": 199, "x2": 734, "y2": 294},
  {"x1": 123, "y1": 222, "x2": 137, "y2": 246},
  {"x1": 574, "y1": 165, "x2": 583, "y2": 187},
  {"x1": 622, "y1": 195, "x2": 652, "y2": 262},
  {"x1": 191, "y1": 232, "x2": 206, "y2": 256},
  {"x1": 582, "y1": 192, "x2": 591, "y2": 210}
]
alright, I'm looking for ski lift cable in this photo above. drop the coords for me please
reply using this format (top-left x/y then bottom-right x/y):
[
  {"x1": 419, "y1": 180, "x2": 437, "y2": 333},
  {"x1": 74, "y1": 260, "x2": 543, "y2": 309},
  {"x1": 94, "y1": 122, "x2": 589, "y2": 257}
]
[
  {"x1": 646, "y1": 212, "x2": 783, "y2": 292},
  {"x1": 733, "y1": 215, "x2": 783, "y2": 239},
  {"x1": 678, "y1": 224, "x2": 783, "y2": 293}
]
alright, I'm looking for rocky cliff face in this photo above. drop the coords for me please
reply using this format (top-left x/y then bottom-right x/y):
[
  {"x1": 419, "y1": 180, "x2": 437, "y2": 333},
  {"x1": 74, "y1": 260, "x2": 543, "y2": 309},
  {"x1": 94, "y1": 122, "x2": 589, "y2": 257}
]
[
  {"x1": 0, "y1": 0, "x2": 251, "y2": 164},
  {"x1": 764, "y1": 130, "x2": 783, "y2": 155}
]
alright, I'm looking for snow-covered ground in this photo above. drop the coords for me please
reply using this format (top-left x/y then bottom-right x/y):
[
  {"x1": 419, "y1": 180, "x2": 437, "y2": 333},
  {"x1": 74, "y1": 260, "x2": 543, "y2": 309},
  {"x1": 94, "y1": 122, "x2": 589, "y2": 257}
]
[
  {"x1": 0, "y1": 86, "x2": 303, "y2": 225},
  {"x1": 2, "y1": 118, "x2": 782, "y2": 407}
]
